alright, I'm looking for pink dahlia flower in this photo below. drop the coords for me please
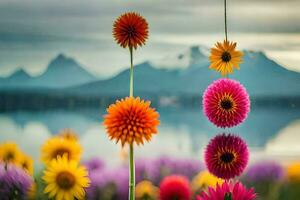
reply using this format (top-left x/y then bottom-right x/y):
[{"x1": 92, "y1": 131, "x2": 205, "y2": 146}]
[
  {"x1": 197, "y1": 181, "x2": 256, "y2": 200},
  {"x1": 202, "y1": 78, "x2": 250, "y2": 128},
  {"x1": 205, "y1": 134, "x2": 249, "y2": 180}
]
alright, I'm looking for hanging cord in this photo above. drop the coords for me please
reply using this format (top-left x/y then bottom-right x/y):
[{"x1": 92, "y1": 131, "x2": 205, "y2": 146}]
[{"x1": 224, "y1": 0, "x2": 228, "y2": 41}]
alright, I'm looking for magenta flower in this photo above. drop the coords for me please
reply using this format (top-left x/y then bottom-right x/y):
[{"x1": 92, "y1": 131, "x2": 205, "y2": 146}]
[
  {"x1": 205, "y1": 134, "x2": 249, "y2": 180},
  {"x1": 197, "y1": 181, "x2": 256, "y2": 200},
  {"x1": 202, "y1": 78, "x2": 250, "y2": 128}
]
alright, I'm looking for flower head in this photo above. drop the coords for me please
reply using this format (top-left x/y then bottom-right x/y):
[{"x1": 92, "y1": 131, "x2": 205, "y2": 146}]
[
  {"x1": 0, "y1": 163, "x2": 33, "y2": 200},
  {"x1": 0, "y1": 142, "x2": 21, "y2": 165},
  {"x1": 159, "y1": 175, "x2": 191, "y2": 200},
  {"x1": 104, "y1": 97, "x2": 160, "y2": 146},
  {"x1": 209, "y1": 40, "x2": 243, "y2": 76},
  {"x1": 43, "y1": 155, "x2": 90, "y2": 200},
  {"x1": 84, "y1": 157, "x2": 105, "y2": 172},
  {"x1": 136, "y1": 180, "x2": 158, "y2": 200},
  {"x1": 19, "y1": 153, "x2": 34, "y2": 175},
  {"x1": 245, "y1": 161, "x2": 284, "y2": 182},
  {"x1": 87, "y1": 167, "x2": 129, "y2": 199},
  {"x1": 191, "y1": 171, "x2": 224, "y2": 193},
  {"x1": 205, "y1": 134, "x2": 249, "y2": 180},
  {"x1": 287, "y1": 162, "x2": 300, "y2": 182},
  {"x1": 41, "y1": 136, "x2": 82, "y2": 164},
  {"x1": 197, "y1": 182, "x2": 256, "y2": 200},
  {"x1": 58, "y1": 128, "x2": 78, "y2": 141},
  {"x1": 113, "y1": 12, "x2": 149, "y2": 49},
  {"x1": 203, "y1": 78, "x2": 250, "y2": 128}
]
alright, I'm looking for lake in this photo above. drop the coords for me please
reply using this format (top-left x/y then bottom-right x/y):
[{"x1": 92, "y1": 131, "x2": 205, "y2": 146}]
[{"x1": 1, "y1": 105, "x2": 300, "y2": 167}]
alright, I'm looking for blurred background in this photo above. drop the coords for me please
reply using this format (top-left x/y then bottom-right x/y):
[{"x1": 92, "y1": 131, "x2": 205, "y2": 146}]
[{"x1": 0, "y1": 0, "x2": 300, "y2": 198}]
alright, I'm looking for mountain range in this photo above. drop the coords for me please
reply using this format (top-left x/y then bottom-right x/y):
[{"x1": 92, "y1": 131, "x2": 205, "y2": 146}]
[
  {"x1": 1, "y1": 46, "x2": 300, "y2": 98},
  {"x1": 0, "y1": 54, "x2": 97, "y2": 89}
]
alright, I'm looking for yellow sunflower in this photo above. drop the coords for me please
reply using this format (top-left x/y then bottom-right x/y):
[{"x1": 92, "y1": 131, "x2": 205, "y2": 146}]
[
  {"x1": 287, "y1": 162, "x2": 300, "y2": 182},
  {"x1": 191, "y1": 171, "x2": 223, "y2": 192},
  {"x1": 43, "y1": 155, "x2": 90, "y2": 200},
  {"x1": 135, "y1": 180, "x2": 158, "y2": 200},
  {"x1": 41, "y1": 137, "x2": 82, "y2": 164},
  {"x1": 58, "y1": 129, "x2": 78, "y2": 141},
  {"x1": 19, "y1": 153, "x2": 34, "y2": 175},
  {"x1": 0, "y1": 142, "x2": 22, "y2": 164},
  {"x1": 209, "y1": 40, "x2": 243, "y2": 76}
]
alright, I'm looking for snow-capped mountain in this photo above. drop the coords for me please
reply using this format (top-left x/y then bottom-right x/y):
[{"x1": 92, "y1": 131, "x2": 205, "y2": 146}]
[
  {"x1": 70, "y1": 47, "x2": 300, "y2": 97},
  {"x1": 1, "y1": 46, "x2": 300, "y2": 98},
  {"x1": 150, "y1": 45, "x2": 209, "y2": 69}
]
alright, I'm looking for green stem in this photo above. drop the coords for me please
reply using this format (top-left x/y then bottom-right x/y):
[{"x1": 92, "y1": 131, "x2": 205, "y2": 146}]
[
  {"x1": 129, "y1": 47, "x2": 134, "y2": 98},
  {"x1": 128, "y1": 46, "x2": 135, "y2": 200},
  {"x1": 129, "y1": 143, "x2": 135, "y2": 200}
]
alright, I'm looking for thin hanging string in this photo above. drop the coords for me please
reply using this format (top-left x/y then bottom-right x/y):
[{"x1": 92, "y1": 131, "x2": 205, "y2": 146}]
[
  {"x1": 224, "y1": 0, "x2": 228, "y2": 41},
  {"x1": 224, "y1": 0, "x2": 229, "y2": 79}
]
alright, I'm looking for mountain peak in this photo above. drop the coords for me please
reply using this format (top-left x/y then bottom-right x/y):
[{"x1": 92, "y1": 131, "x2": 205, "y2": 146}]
[
  {"x1": 10, "y1": 68, "x2": 31, "y2": 78},
  {"x1": 188, "y1": 45, "x2": 208, "y2": 66},
  {"x1": 50, "y1": 53, "x2": 76, "y2": 67}
]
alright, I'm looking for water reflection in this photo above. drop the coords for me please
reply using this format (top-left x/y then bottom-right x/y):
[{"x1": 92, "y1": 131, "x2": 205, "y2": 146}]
[{"x1": 0, "y1": 106, "x2": 300, "y2": 164}]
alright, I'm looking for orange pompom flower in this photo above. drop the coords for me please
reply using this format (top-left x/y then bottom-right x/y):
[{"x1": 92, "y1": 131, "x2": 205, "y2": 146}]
[
  {"x1": 113, "y1": 12, "x2": 149, "y2": 49},
  {"x1": 104, "y1": 97, "x2": 159, "y2": 146}
]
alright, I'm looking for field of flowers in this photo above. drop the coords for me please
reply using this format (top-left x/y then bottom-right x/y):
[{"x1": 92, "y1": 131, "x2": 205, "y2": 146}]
[{"x1": 0, "y1": 135, "x2": 300, "y2": 199}]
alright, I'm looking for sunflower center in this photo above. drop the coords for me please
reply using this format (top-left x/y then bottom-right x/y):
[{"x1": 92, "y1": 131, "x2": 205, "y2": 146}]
[
  {"x1": 56, "y1": 171, "x2": 76, "y2": 190},
  {"x1": 220, "y1": 152, "x2": 235, "y2": 164},
  {"x1": 22, "y1": 162, "x2": 28, "y2": 170},
  {"x1": 4, "y1": 151, "x2": 14, "y2": 162},
  {"x1": 52, "y1": 148, "x2": 70, "y2": 160},
  {"x1": 220, "y1": 99, "x2": 233, "y2": 110},
  {"x1": 221, "y1": 51, "x2": 231, "y2": 62}
]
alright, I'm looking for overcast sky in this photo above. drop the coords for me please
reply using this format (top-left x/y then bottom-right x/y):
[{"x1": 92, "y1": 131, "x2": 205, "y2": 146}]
[{"x1": 0, "y1": 0, "x2": 299, "y2": 77}]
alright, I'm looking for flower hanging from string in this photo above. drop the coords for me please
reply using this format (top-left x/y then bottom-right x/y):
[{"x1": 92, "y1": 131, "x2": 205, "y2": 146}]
[
  {"x1": 43, "y1": 155, "x2": 90, "y2": 200},
  {"x1": 104, "y1": 97, "x2": 160, "y2": 146},
  {"x1": 196, "y1": 181, "x2": 256, "y2": 200},
  {"x1": 159, "y1": 175, "x2": 191, "y2": 200},
  {"x1": 202, "y1": 78, "x2": 250, "y2": 128},
  {"x1": 113, "y1": 12, "x2": 149, "y2": 49},
  {"x1": 205, "y1": 134, "x2": 249, "y2": 180},
  {"x1": 209, "y1": 40, "x2": 243, "y2": 76}
]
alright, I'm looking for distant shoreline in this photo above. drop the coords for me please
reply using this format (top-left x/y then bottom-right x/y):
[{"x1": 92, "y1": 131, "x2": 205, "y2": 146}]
[{"x1": 0, "y1": 90, "x2": 300, "y2": 112}]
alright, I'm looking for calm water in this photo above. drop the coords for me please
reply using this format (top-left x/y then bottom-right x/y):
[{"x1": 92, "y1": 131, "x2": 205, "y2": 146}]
[{"x1": 1, "y1": 106, "x2": 300, "y2": 166}]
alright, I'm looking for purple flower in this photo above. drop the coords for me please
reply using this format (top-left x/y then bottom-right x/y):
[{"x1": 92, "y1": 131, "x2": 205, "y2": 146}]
[
  {"x1": 170, "y1": 158, "x2": 203, "y2": 179},
  {"x1": 84, "y1": 157, "x2": 105, "y2": 172},
  {"x1": 0, "y1": 163, "x2": 33, "y2": 200},
  {"x1": 246, "y1": 161, "x2": 284, "y2": 182},
  {"x1": 140, "y1": 156, "x2": 203, "y2": 184},
  {"x1": 87, "y1": 167, "x2": 128, "y2": 199}
]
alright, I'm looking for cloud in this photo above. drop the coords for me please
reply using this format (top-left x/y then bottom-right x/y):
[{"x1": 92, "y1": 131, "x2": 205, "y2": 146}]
[{"x1": 0, "y1": 0, "x2": 299, "y2": 76}]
